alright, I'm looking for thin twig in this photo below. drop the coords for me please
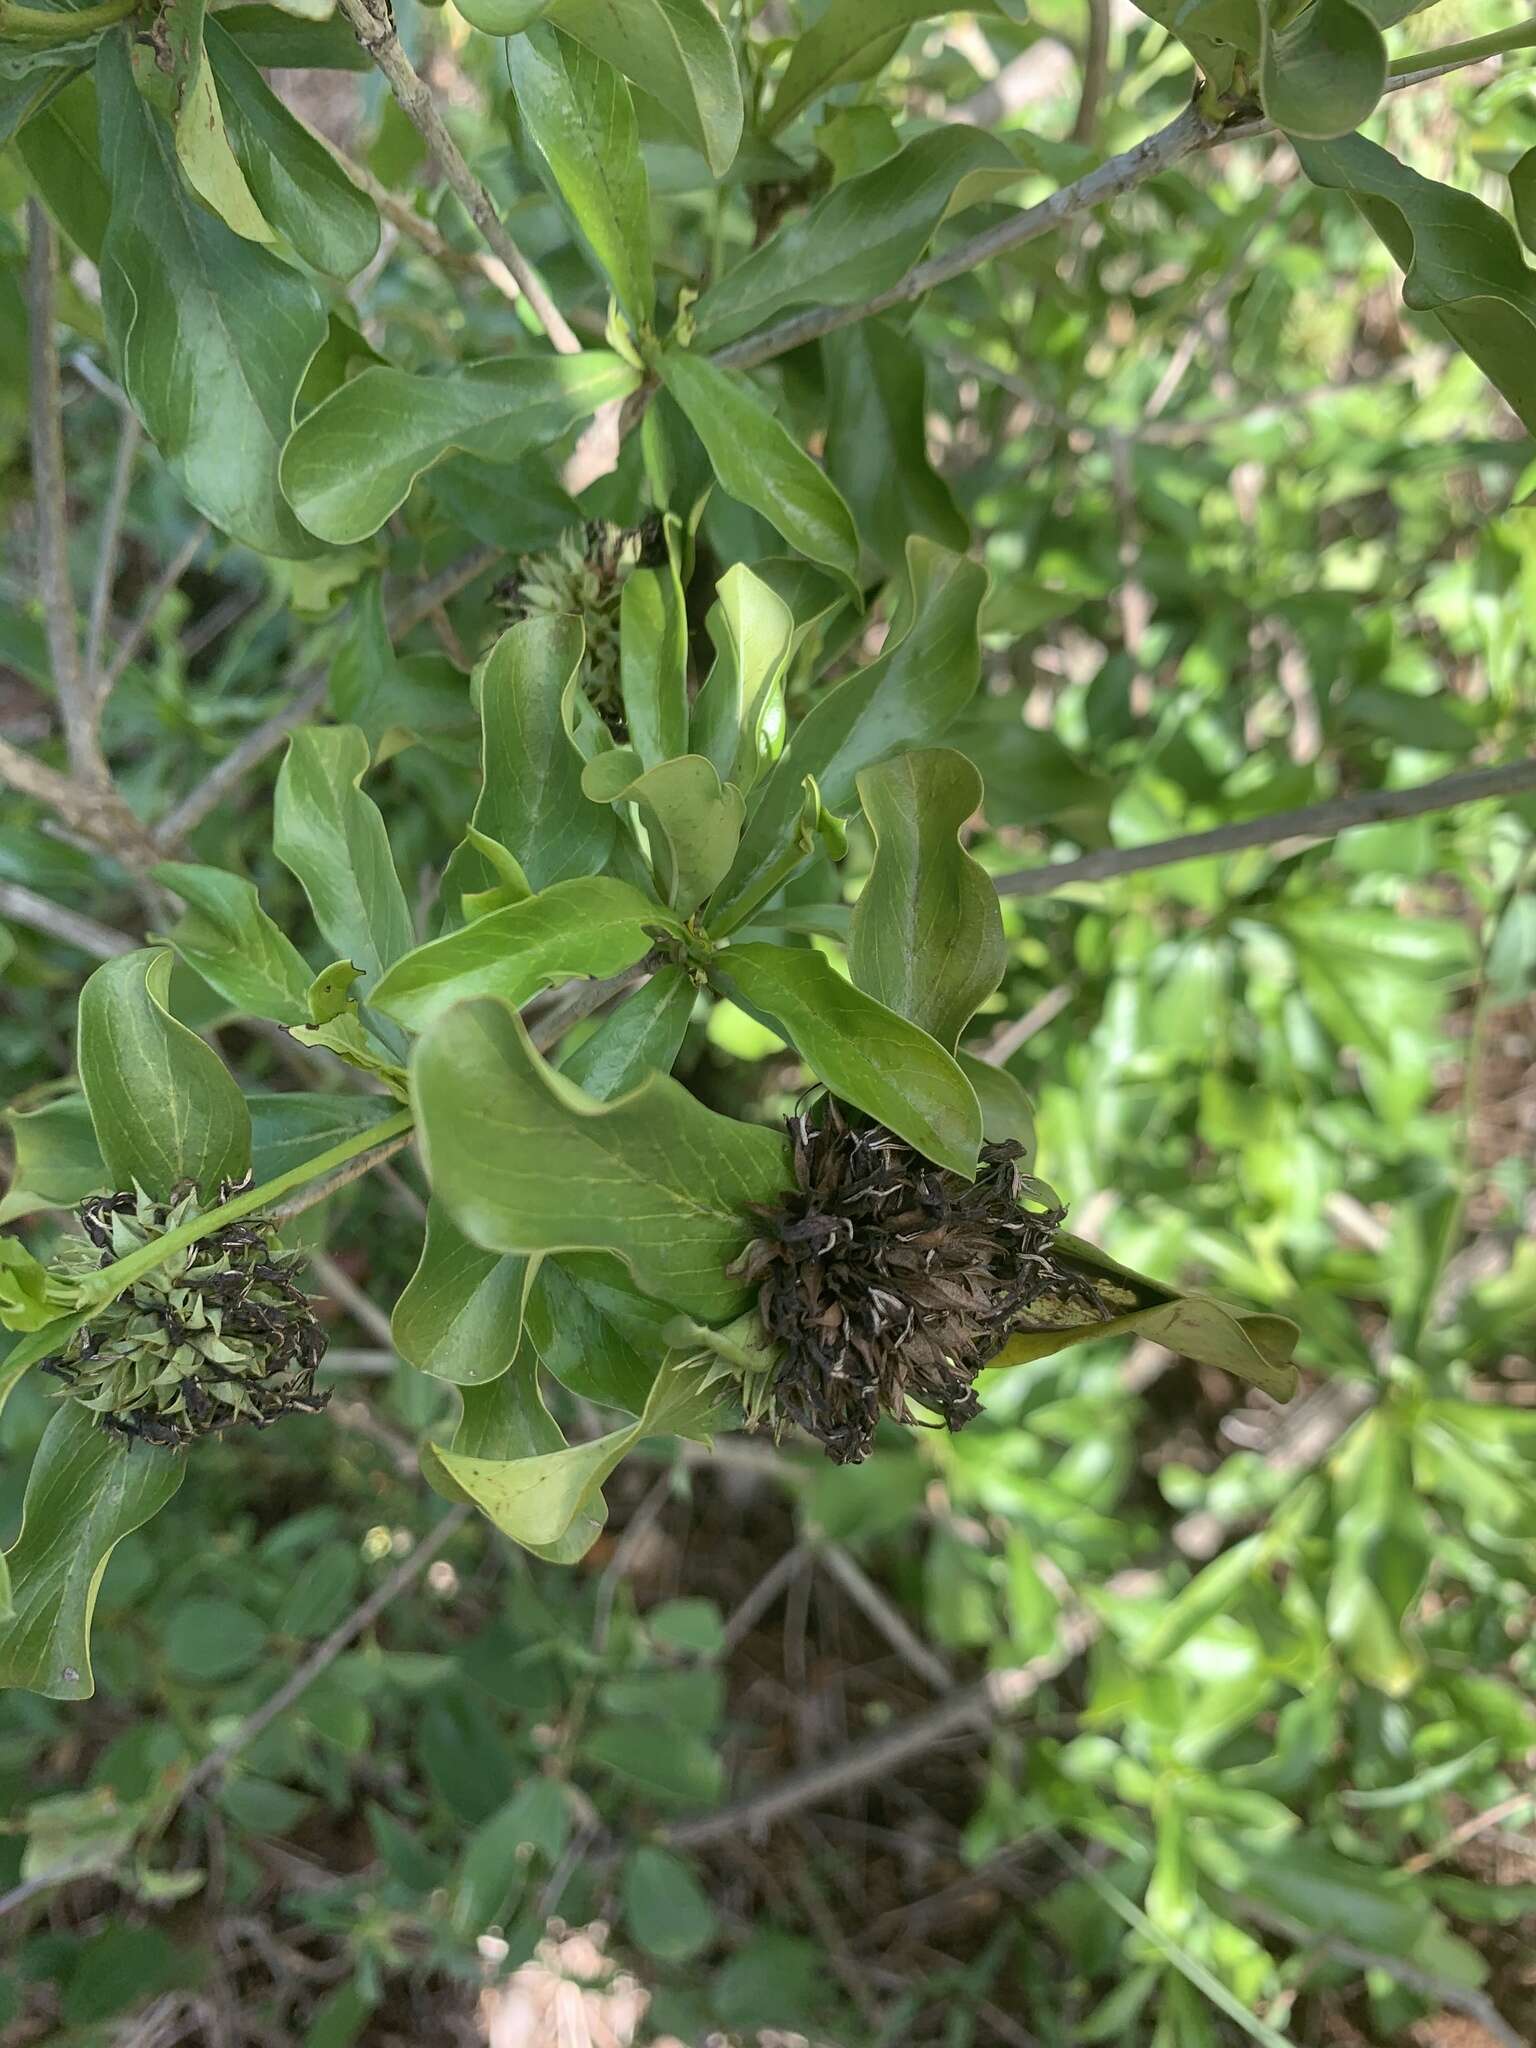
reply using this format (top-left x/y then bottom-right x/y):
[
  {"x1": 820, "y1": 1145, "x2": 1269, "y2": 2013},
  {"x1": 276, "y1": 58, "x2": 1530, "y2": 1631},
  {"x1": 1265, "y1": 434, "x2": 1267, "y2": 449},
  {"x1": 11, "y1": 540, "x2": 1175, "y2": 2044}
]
[
  {"x1": 1400, "y1": 1789, "x2": 1536, "y2": 1876},
  {"x1": 307, "y1": 1248, "x2": 396, "y2": 1350},
  {"x1": 975, "y1": 982, "x2": 1075, "y2": 1064},
  {"x1": 84, "y1": 410, "x2": 142, "y2": 699},
  {"x1": 104, "y1": 520, "x2": 210, "y2": 691},
  {"x1": 995, "y1": 758, "x2": 1536, "y2": 898},
  {"x1": 268, "y1": 1127, "x2": 416, "y2": 1221},
  {"x1": 0, "y1": 881, "x2": 136, "y2": 959},
  {"x1": 332, "y1": 0, "x2": 579, "y2": 356},
  {"x1": 721, "y1": 1542, "x2": 812, "y2": 1652},
  {"x1": 816, "y1": 1542, "x2": 956, "y2": 1694},
  {"x1": 174, "y1": 1505, "x2": 470, "y2": 1805}
]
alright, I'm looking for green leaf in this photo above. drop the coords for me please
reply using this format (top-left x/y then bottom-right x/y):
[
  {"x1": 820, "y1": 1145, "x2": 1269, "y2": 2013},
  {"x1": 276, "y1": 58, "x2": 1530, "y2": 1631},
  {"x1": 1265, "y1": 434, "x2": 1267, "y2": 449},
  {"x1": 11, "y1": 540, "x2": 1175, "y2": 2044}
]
[
  {"x1": 219, "y1": 5, "x2": 371, "y2": 68},
  {"x1": 956, "y1": 1053, "x2": 1036, "y2": 1160},
  {"x1": 77, "y1": 948, "x2": 252, "y2": 1200},
  {"x1": 708, "y1": 539, "x2": 987, "y2": 929},
  {"x1": 455, "y1": 0, "x2": 550, "y2": 27},
  {"x1": 580, "y1": 755, "x2": 744, "y2": 917},
  {"x1": 658, "y1": 351, "x2": 860, "y2": 599},
  {"x1": 622, "y1": 1845, "x2": 717, "y2": 1961},
  {"x1": 273, "y1": 725, "x2": 414, "y2": 996},
  {"x1": 0, "y1": 1406, "x2": 185, "y2": 1699},
  {"x1": 13, "y1": 75, "x2": 110, "y2": 262},
  {"x1": 1514, "y1": 145, "x2": 1536, "y2": 256},
  {"x1": 127, "y1": 0, "x2": 271, "y2": 244},
  {"x1": 206, "y1": 19, "x2": 380, "y2": 278},
  {"x1": 544, "y1": 0, "x2": 741, "y2": 176},
  {"x1": 372, "y1": 876, "x2": 670, "y2": 1034},
  {"x1": 246, "y1": 1092, "x2": 404, "y2": 1180},
  {"x1": 330, "y1": 581, "x2": 473, "y2": 758},
  {"x1": 690, "y1": 563, "x2": 793, "y2": 794},
  {"x1": 850, "y1": 748, "x2": 1004, "y2": 1053},
  {"x1": 557, "y1": 963, "x2": 695, "y2": 1098},
  {"x1": 1259, "y1": 0, "x2": 1385, "y2": 140},
  {"x1": 392, "y1": 1204, "x2": 533, "y2": 1385},
  {"x1": 765, "y1": 0, "x2": 1005, "y2": 134},
  {"x1": 620, "y1": 563, "x2": 689, "y2": 770},
  {"x1": 1126, "y1": 0, "x2": 1258, "y2": 92},
  {"x1": 97, "y1": 32, "x2": 327, "y2": 557},
  {"x1": 164, "y1": 1594, "x2": 267, "y2": 1680},
  {"x1": 1294, "y1": 131, "x2": 1536, "y2": 434},
  {"x1": 692, "y1": 129, "x2": 1022, "y2": 350},
  {"x1": 279, "y1": 352, "x2": 639, "y2": 543},
  {"x1": 0, "y1": 1096, "x2": 110, "y2": 1224},
  {"x1": 154, "y1": 861, "x2": 314, "y2": 1024},
  {"x1": 710, "y1": 941, "x2": 982, "y2": 1178},
  {"x1": 824, "y1": 320, "x2": 968, "y2": 571},
  {"x1": 426, "y1": 1348, "x2": 718, "y2": 1552},
  {"x1": 0, "y1": 1239, "x2": 66, "y2": 1333},
  {"x1": 412, "y1": 999, "x2": 788, "y2": 1320},
  {"x1": 507, "y1": 26, "x2": 654, "y2": 323},
  {"x1": 521, "y1": 1252, "x2": 671, "y2": 1411}
]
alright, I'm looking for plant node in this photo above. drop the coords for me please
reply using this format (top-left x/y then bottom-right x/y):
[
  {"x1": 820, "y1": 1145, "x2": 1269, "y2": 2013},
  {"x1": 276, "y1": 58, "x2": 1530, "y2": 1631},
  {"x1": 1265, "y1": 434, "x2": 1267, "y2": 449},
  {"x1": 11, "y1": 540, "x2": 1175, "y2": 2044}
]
[{"x1": 494, "y1": 517, "x2": 666, "y2": 738}]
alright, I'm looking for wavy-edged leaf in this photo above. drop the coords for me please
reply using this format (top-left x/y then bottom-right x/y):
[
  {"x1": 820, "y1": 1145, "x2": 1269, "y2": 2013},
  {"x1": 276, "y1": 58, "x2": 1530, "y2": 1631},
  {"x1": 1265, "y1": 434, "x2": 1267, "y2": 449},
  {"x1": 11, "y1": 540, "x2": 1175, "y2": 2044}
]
[
  {"x1": 373, "y1": 876, "x2": 670, "y2": 1034},
  {"x1": 1259, "y1": 0, "x2": 1384, "y2": 140},
  {"x1": 850, "y1": 748, "x2": 1004, "y2": 1053},
  {"x1": 580, "y1": 755, "x2": 744, "y2": 917},
  {"x1": 824, "y1": 320, "x2": 968, "y2": 571},
  {"x1": 128, "y1": 0, "x2": 270, "y2": 243},
  {"x1": 155, "y1": 861, "x2": 313, "y2": 1025},
  {"x1": 206, "y1": 19, "x2": 379, "y2": 278},
  {"x1": 279, "y1": 352, "x2": 639, "y2": 543},
  {"x1": 690, "y1": 564, "x2": 793, "y2": 794},
  {"x1": 692, "y1": 128, "x2": 1023, "y2": 350},
  {"x1": 97, "y1": 33, "x2": 327, "y2": 557},
  {"x1": 507, "y1": 26, "x2": 654, "y2": 322},
  {"x1": 273, "y1": 725, "x2": 414, "y2": 995},
  {"x1": 77, "y1": 949, "x2": 251, "y2": 1200},
  {"x1": 413, "y1": 999, "x2": 788, "y2": 1320},
  {"x1": 393, "y1": 1206, "x2": 534, "y2": 1386},
  {"x1": 545, "y1": 0, "x2": 741, "y2": 176},
  {"x1": 710, "y1": 941, "x2": 982, "y2": 1178},
  {"x1": 658, "y1": 351, "x2": 860, "y2": 599},
  {"x1": 0, "y1": 1407, "x2": 185, "y2": 1699},
  {"x1": 1294, "y1": 130, "x2": 1536, "y2": 433}
]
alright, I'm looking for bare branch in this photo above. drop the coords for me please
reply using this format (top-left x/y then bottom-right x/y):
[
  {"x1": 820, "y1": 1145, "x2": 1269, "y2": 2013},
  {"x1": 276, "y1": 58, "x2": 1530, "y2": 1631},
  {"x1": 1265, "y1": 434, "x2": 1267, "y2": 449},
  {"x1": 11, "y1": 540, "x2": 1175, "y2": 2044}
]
[
  {"x1": 816, "y1": 1541, "x2": 956, "y2": 1693},
  {"x1": 1071, "y1": 0, "x2": 1111, "y2": 146},
  {"x1": 307, "y1": 1247, "x2": 395, "y2": 1350},
  {"x1": 332, "y1": 0, "x2": 580, "y2": 357},
  {"x1": 0, "y1": 732, "x2": 156, "y2": 868},
  {"x1": 0, "y1": 881, "x2": 136, "y2": 960},
  {"x1": 104, "y1": 518, "x2": 210, "y2": 692},
  {"x1": 84, "y1": 409, "x2": 142, "y2": 699},
  {"x1": 995, "y1": 758, "x2": 1536, "y2": 899}
]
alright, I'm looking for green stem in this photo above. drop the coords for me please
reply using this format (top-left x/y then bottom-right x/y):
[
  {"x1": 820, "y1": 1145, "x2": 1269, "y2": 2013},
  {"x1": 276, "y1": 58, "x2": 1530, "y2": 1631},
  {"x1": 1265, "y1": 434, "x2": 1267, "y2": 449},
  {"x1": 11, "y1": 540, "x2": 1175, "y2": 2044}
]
[
  {"x1": 1388, "y1": 19, "x2": 1536, "y2": 76},
  {"x1": 0, "y1": 0, "x2": 140, "y2": 38}
]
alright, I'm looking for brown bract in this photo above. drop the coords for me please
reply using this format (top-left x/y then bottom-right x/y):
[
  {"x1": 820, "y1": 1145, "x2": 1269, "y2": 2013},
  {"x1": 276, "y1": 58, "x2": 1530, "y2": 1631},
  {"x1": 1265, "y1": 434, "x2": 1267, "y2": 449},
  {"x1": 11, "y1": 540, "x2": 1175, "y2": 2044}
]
[{"x1": 734, "y1": 1100, "x2": 1111, "y2": 1465}]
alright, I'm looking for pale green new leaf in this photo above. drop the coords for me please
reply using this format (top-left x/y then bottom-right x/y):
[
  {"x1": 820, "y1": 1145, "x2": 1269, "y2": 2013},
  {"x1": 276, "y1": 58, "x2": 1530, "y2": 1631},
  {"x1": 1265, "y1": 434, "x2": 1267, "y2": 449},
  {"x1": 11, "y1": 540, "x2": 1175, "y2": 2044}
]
[
  {"x1": 0, "y1": 1407, "x2": 186, "y2": 1699},
  {"x1": 620, "y1": 563, "x2": 689, "y2": 771},
  {"x1": 1259, "y1": 0, "x2": 1385, "y2": 140},
  {"x1": 710, "y1": 942, "x2": 982, "y2": 1178},
  {"x1": 580, "y1": 755, "x2": 744, "y2": 917},
  {"x1": 97, "y1": 34, "x2": 327, "y2": 557},
  {"x1": 658, "y1": 351, "x2": 860, "y2": 599},
  {"x1": 77, "y1": 949, "x2": 252, "y2": 1200},
  {"x1": 850, "y1": 749, "x2": 1004, "y2": 1053},
  {"x1": 279, "y1": 352, "x2": 639, "y2": 543},
  {"x1": 507, "y1": 26, "x2": 654, "y2": 323},
  {"x1": 372, "y1": 876, "x2": 671, "y2": 1034},
  {"x1": 690, "y1": 564, "x2": 793, "y2": 794},
  {"x1": 545, "y1": 0, "x2": 741, "y2": 176},
  {"x1": 412, "y1": 1000, "x2": 789, "y2": 1320},
  {"x1": 273, "y1": 725, "x2": 415, "y2": 995},
  {"x1": 154, "y1": 861, "x2": 314, "y2": 1025}
]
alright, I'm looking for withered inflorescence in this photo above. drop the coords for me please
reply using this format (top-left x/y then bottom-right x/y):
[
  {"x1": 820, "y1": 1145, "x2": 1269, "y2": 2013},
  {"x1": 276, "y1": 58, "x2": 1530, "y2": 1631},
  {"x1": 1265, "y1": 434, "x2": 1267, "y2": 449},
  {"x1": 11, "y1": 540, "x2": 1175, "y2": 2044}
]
[
  {"x1": 494, "y1": 517, "x2": 667, "y2": 738},
  {"x1": 40, "y1": 1183, "x2": 329, "y2": 1448},
  {"x1": 734, "y1": 1101, "x2": 1120, "y2": 1465}
]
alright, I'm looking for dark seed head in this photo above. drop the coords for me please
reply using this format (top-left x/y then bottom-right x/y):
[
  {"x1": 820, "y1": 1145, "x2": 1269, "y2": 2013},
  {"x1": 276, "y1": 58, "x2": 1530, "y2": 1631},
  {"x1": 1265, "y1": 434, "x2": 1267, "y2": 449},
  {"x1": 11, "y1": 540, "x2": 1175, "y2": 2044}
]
[
  {"x1": 732, "y1": 1101, "x2": 1120, "y2": 1465},
  {"x1": 38, "y1": 1181, "x2": 330, "y2": 1449}
]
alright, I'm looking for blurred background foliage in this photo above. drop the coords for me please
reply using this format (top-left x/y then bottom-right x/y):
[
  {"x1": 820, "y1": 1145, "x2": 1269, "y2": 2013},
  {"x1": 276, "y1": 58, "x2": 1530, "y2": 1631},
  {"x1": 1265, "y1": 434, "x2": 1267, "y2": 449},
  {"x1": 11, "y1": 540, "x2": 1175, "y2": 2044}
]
[{"x1": 3, "y1": 1, "x2": 1536, "y2": 2044}]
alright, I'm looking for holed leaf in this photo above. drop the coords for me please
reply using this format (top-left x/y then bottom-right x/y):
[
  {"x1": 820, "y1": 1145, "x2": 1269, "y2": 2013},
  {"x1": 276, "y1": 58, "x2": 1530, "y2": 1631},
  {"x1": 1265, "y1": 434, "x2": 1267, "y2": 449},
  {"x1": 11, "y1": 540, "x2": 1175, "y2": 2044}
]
[
  {"x1": 412, "y1": 999, "x2": 789, "y2": 1320},
  {"x1": 77, "y1": 949, "x2": 251, "y2": 1200}
]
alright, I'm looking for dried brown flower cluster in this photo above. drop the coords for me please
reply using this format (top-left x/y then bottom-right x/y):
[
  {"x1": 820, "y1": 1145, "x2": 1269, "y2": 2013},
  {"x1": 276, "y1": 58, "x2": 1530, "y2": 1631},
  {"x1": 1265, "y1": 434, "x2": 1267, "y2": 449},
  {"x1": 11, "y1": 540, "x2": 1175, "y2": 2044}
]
[
  {"x1": 734, "y1": 1101, "x2": 1117, "y2": 1464},
  {"x1": 40, "y1": 1184, "x2": 328, "y2": 1448}
]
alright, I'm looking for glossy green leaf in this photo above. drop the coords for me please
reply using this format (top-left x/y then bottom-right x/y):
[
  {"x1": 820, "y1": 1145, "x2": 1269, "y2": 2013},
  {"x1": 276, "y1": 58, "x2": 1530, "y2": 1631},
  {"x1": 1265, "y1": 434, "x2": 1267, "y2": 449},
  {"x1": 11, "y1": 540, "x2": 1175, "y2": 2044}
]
[
  {"x1": 205, "y1": 20, "x2": 379, "y2": 278},
  {"x1": 412, "y1": 1000, "x2": 788, "y2": 1320},
  {"x1": 545, "y1": 0, "x2": 741, "y2": 176},
  {"x1": 77, "y1": 949, "x2": 251, "y2": 1200},
  {"x1": 620, "y1": 563, "x2": 689, "y2": 771},
  {"x1": 1514, "y1": 145, "x2": 1536, "y2": 256},
  {"x1": 97, "y1": 33, "x2": 327, "y2": 557},
  {"x1": 128, "y1": 0, "x2": 270, "y2": 243},
  {"x1": 0, "y1": 1406, "x2": 185, "y2": 1699},
  {"x1": 279, "y1": 352, "x2": 639, "y2": 543},
  {"x1": 710, "y1": 942, "x2": 981, "y2": 1178},
  {"x1": 709, "y1": 539, "x2": 987, "y2": 928},
  {"x1": 823, "y1": 321, "x2": 967, "y2": 571},
  {"x1": 580, "y1": 755, "x2": 744, "y2": 917},
  {"x1": 658, "y1": 351, "x2": 860, "y2": 599},
  {"x1": 692, "y1": 129, "x2": 1022, "y2": 350},
  {"x1": 765, "y1": 0, "x2": 1011, "y2": 133},
  {"x1": 850, "y1": 748, "x2": 1004, "y2": 1053},
  {"x1": 393, "y1": 1204, "x2": 533, "y2": 1385},
  {"x1": 0, "y1": 1096, "x2": 110, "y2": 1225},
  {"x1": 521, "y1": 1253, "x2": 671, "y2": 1412},
  {"x1": 14, "y1": 75, "x2": 110, "y2": 262},
  {"x1": 273, "y1": 725, "x2": 414, "y2": 996},
  {"x1": 373, "y1": 876, "x2": 669, "y2": 1034},
  {"x1": 1294, "y1": 131, "x2": 1536, "y2": 433},
  {"x1": 154, "y1": 861, "x2": 313, "y2": 1025},
  {"x1": 455, "y1": 0, "x2": 550, "y2": 26},
  {"x1": 1259, "y1": 0, "x2": 1384, "y2": 140},
  {"x1": 433, "y1": 1345, "x2": 605, "y2": 1564},
  {"x1": 956, "y1": 1052, "x2": 1036, "y2": 1162},
  {"x1": 507, "y1": 26, "x2": 654, "y2": 323},
  {"x1": 690, "y1": 564, "x2": 793, "y2": 794},
  {"x1": 557, "y1": 963, "x2": 695, "y2": 1099}
]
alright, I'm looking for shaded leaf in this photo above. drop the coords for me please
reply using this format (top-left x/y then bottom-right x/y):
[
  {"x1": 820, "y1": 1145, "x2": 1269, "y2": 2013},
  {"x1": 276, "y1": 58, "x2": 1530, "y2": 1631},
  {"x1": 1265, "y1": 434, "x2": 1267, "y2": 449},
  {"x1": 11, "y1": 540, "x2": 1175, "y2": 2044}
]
[
  {"x1": 1259, "y1": 0, "x2": 1385, "y2": 140},
  {"x1": 273, "y1": 725, "x2": 414, "y2": 995},
  {"x1": 128, "y1": 0, "x2": 270, "y2": 243},
  {"x1": 546, "y1": 0, "x2": 741, "y2": 176},
  {"x1": 154, "y1": 861, "x2": 313, "y2": 1025},
  {"x1": 824, "y1": 319, "x2": 968, "y2": 571},
  {"x1": 620, "y1": 562, "x2": 689, "y2": 771},
  {"x1": 580, "y1": 755, "x2": 744, "y2": 917},
  {"x1": 392, "y1": 1204, "x2": 533, "y2": 1385}
]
